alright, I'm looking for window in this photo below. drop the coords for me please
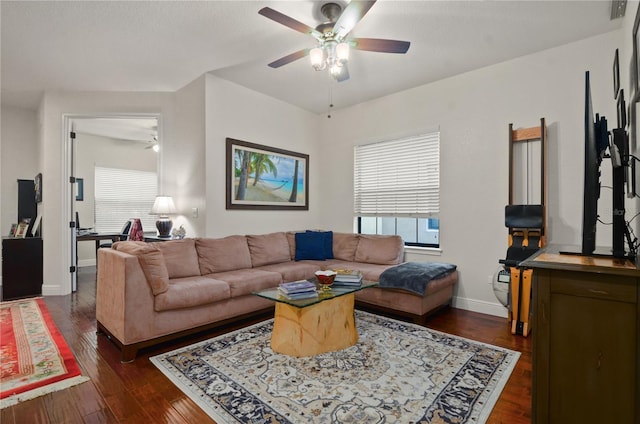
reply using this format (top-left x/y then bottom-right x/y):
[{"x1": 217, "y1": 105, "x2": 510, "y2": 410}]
[
  {"x1": 354, "y1": 131, "x2": 440, "y2": 247},
  {"x1": 94, "y1": 166, "x2": 158, "y2": 233}
]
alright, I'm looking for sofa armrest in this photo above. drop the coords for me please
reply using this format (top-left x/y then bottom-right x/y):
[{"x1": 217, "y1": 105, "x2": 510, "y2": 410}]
[{"x1": 96, "y1": 248, "x2": 155, "y2": 345}]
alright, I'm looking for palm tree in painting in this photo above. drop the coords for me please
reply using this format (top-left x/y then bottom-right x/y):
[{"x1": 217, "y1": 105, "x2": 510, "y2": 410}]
[
  {"x1": 251, "y1": 154, "x2": 278, "y2": 186},
  {"x1": 289, "y1": 159, "x2": 299, "y2": 202},
  {"x1": 235, "y1": 149, "x2": 252, "y2": 200}
]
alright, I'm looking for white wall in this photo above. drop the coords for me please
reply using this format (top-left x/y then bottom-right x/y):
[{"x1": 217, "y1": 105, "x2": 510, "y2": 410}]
[
  {"x1": 1, "y1": 106, "x2": 39, "y2": 238},
  {"x1": 168, "y1": 75, "x2": 207, "y2": 238},
  {"x1": 318, "y1": 30, "x2": 624, "y2": 316},
  {"x1": 204, "y1": 75, "x2": 323, "y2": 236}
]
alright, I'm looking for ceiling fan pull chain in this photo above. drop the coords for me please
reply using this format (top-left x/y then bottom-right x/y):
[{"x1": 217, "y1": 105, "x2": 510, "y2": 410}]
[{"x1": 327, "y1": 79, "x2": 334, "y2": 119}]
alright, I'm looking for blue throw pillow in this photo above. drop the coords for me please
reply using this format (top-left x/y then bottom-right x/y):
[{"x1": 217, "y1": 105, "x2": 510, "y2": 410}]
[
  {"x1": 306, "y1": 230, "x2": 334, "y2": 259},
  {"x1": 295, "y1": 232, "x2": 327, "y2": 261}
]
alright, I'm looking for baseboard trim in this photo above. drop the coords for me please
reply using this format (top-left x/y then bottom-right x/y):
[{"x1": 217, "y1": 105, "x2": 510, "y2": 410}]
[
  {"x1": 42, "y1": 284, "x2": 61, "y2": 296},
  {"x1": 452, "y1": 296, "x2": 508, "y2": 318},
  {"x1": 78, "y1": 259, "x2": 97, "y2": 268},
  {"x1": 0, "y1": 282, "x2": 59, "y2": 297}
]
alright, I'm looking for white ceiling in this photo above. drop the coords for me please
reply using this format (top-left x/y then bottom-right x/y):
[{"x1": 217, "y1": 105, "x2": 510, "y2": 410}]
[
  {"x1": 73, "y1": 117, "x2": 158, "y2": 144},
  {"x1": 0, "y1": 1, "x2": 624, "y2": 116}
]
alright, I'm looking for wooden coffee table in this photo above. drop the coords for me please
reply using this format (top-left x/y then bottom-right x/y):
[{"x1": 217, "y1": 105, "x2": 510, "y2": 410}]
[{"x1": 253, "y1": 281, "x2": 377, "y2": 357}]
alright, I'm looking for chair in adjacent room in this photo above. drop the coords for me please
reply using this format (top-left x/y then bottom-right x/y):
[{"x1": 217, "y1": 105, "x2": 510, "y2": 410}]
[{"x1": 98, "y1": 219, "x2": 135, "y2": 250}]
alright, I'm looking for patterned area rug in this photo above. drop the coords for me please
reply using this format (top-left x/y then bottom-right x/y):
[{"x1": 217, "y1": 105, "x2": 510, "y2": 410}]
[
  {"x1": 0, "y1": 298, "x2": 89, "y2": 408},
  {"x1": 151, "y1": 311, "x2": 520, "y2": 423}
]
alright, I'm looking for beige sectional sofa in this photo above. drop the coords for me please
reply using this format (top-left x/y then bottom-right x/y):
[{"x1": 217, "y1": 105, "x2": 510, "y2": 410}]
[{"x1": 96, "y1": 231, "x2": 457, "y2": 362}]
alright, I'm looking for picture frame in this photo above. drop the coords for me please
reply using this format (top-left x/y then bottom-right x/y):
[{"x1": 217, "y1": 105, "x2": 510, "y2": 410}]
[
  {"x1": 9, "y1": 223, "x2": 17, "y2": 237},
  {"x1": 34, "y1": 172, "x2": 42, "y2": 203},
  {"x1": 617, "y1": 89, "x2": 627, "y2": 129},
  {"x1": 15, "y1": 220, "x2": 29, "y2": 238},
  {"x1": 630, "y1": 100, "x2": 637, "y2": 158},
  {"x1": 613, "y1": 48, "x2": 620, "y2": 99},
  {"x1": 628, "y1": 156, "x2": 636, "y2": 198},
  {"x1": 76, "y1": 178, "x2": 84, "y2": 201},
  {"x1": 31, "y1": 214, "x2": 42, "y2": 237},
  {"x1": 633, "y1": 2, "x2": 640, "y2": 94},
  {"x1": 226, "y1": 138, "x2": 309, "y2": 210}
]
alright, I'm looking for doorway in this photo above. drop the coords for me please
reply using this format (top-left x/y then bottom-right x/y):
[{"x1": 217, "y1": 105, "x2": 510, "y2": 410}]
[{"x1": 64, "y1": 114, "x2": 161, "y2": 291}]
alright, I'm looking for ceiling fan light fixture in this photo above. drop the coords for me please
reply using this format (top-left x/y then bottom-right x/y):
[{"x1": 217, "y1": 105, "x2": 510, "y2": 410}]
[
  {"x1": 311, "y1": 40, "x2": 348, "y2": 78},
  {"x1": 310, "y1": 47, "x2": 325, "y2": 70},
  {"x1": 336, "y1": 42, "x2": 349, "y2": 61},
  {"x1": 330, "y1": 63, "x2": 342, "y2": 77}
]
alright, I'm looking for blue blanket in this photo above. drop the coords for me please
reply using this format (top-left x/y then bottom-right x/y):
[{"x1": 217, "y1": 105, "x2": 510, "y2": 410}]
[{"x1": 379, "y1": 262, "x2": 457, "y2": 296}]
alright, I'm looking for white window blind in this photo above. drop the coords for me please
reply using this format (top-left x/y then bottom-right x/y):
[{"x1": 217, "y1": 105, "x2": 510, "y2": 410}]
[
  {"x1": 354, "y1": 132, "x2": 440, "y2": 217},
  {"x1": 94, "y1": 166, "x2": 157, "y2": 233}
]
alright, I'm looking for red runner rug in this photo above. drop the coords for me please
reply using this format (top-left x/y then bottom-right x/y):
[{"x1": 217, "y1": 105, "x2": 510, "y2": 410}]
[{"x1": 0, "y1": 297, "x2": 89, "y2": 408}]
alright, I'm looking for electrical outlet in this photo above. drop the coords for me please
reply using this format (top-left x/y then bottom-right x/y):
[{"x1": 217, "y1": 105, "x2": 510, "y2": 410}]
[{"x1": 192, "y1": 207, "x2": 198, "y2": 218}]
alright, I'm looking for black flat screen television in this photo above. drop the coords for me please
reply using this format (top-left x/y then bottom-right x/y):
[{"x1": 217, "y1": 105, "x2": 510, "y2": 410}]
[{"x1": 581, "y1": 71, "x2": 608, "y2": 256}]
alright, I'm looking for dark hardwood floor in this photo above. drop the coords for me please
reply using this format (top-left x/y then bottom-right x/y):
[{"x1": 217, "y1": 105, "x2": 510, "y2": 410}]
[{"x1": 1, "y1": 266, "x2": 531, "y2": 423}]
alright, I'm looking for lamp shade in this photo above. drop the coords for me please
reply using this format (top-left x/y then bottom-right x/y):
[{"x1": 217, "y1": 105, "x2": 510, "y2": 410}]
[{"x1": 150, "y1": 195, "x2": 176, "y2": 217}]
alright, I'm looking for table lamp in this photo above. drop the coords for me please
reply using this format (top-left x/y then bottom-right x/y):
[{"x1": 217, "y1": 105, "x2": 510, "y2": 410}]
[{"x1": 150, "y1": 195, "x2": 176, "y2": 238}]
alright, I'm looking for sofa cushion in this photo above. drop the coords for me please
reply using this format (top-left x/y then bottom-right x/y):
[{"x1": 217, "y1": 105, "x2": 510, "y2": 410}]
[
  {"x1": 154, "y1": 276, "x2": 230, "y2": 312},
  {"x1": 257, "y1": 261, "x2": 321, "y2": 283},
  {"x1": 112, "y1": 240, "x2": 149, "y2": 253},
  {"x1": 247, "y1": 232, "x2": 291, "y2": 267},
  {"x1": 112, "y1": 241, "x2": 169, "y2": 295},
  {"x1": 196, "y1": 236, "x2": 252, "y2": 274},
  {"x1": 209, "y1": 269, "x2": 282, "y2": 297},
  {"x1": 307, "y1": 230, "x2": 334, "y2": 259},
  {"x1": 327, "y1": 261, "x2": 397, "y2": 281},
  {"x1": 286, "y1": 231, "x2": 297, "y2": 260},
  {"x1": 137, "y1": 250, "x2": 171, "y2": 295},
  {"x1": 155, "y1": 239, "x2": 201, "y2": 278},
  {"x1": 332, "y1": 233, "x2": 360, "y2": 262},
  {"x1": 295, "y1": 231, "x2": 327, "y2": 260},
  {"x1": 354, "y1": 235, "x2": 404, "y2": 265}
]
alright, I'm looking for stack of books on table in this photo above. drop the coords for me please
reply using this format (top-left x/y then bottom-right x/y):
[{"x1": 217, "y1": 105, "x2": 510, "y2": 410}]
[
  {"x1": 333, "y1": 270, "x2": 364, "y2": 287},
  {"x1": 278, "y1": 280, "x2": 318, "y2": 300}
]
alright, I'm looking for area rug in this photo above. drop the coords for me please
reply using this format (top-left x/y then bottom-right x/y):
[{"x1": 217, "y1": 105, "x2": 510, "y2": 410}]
[
  {"x1": 151, "y1": 311, "x2": 520, "y2": 423},
  {"x1": 0, "y1": 297, "x2": 89, "y2": 408}
]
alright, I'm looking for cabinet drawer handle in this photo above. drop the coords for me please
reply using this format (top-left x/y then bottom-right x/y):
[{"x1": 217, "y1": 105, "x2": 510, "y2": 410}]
[{"x1": 588, "y1": 289, "x2": 609, "y2": 295}]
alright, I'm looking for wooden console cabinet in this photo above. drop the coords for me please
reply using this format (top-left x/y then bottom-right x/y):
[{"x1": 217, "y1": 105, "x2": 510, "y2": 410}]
[
  {"x1": 2, "y1": 237, "x2": 43, "y2": 300},
  {"x1": 522, "y1": 247, "x2": 639, "y2": 424}
]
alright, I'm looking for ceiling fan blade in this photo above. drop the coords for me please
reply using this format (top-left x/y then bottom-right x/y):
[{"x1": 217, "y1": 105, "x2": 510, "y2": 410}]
[
  {"x1": 351, "y1": 38, "x2": 410, "y2": 54},
  {"x1": 268, "y1": 49, "x2": 310, "y2": 68},
  {"x1": 333, "y1": 1, "x2": 377, "y2": 39},
  {"x1": 259, "y1": 7, "x2": 322, "y2": 39},
  {"x1": 336, "y1": 64, "x2": 350, "y2": 82}
]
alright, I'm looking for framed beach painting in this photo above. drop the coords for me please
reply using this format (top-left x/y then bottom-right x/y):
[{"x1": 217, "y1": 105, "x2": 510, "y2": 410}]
[{"x1": 226, "y1": 138, "x2": 309, "y2": 210}]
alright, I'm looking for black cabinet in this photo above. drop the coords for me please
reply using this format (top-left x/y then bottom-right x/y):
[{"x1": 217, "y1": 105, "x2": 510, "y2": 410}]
[{"x1": 2, "y1": 237, "x2": 43, "y2": 300}]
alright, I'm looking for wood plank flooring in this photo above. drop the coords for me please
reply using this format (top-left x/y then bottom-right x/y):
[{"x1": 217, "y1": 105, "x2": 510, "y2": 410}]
[{"x1": 1, "y1": 266, "x2": 531, "y2": 423}]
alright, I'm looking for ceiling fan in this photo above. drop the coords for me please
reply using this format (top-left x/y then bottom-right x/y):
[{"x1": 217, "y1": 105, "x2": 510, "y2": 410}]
[{"x1": 258, "y1": 0, "x2": 410, "y2": 82}]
